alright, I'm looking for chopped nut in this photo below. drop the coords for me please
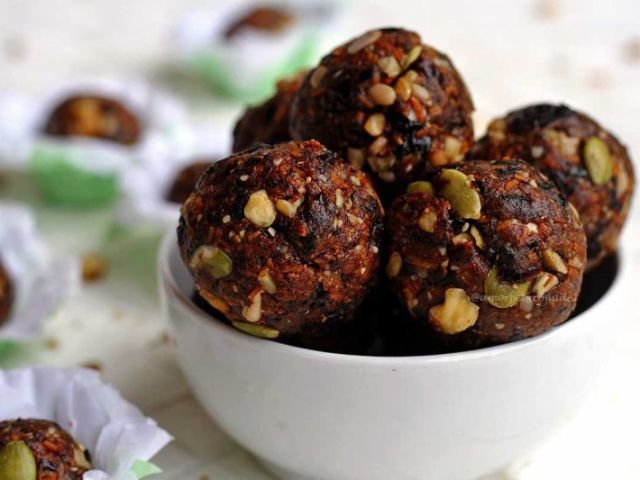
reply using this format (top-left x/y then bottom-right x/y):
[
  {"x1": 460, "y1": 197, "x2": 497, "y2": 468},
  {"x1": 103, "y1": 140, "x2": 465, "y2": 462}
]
[
  {"x1": 411, "y1": 83, "x2": 431, "y2": 103},
  {"x1": 364, "y1": 113, "x2": 386, "y2": 136},
  {"x1": 395, "y1": 77, "x2": 412, "y2": 101},
  {"x1": 418, "y1": 210, "x2": 437, "y2": 233},
  {"x1": 542, "y1": 249, "x2": 568, "y2": 274},
  {"x1": 258, "y1": 268, "x2": 277, "y2": 294},
  {"x1": 222, "y1": 215, "x2": 231, "y2": 223},
  {"x1": 347, "y1": 29, "x2": 381, "y2": 54},
  {"x1": 378, "y1": 55, "x2": 401, "y2": 78},
  {"x1": 242, "y1": 291, "x2": 262, "y2": 323},
  {"x1": 444, "y1": 136, "x2": 464, "y2": 162},
  {"x1": 439, "y1": 169, "x2": 482, "y2": 219},
  {"x1": 407, "y1": 181, "x2": 434, "y2": 195},
  {"x1": 469, "y1": 225, "x2": 485, "y2": 249},
  {"x1": 232, "y1": 321, "x2": 279, "y2": 339},
  {"x1": 484, "y1": 266, "x2": 530, "y2": 309},
  {"x1": 583, "y1": 136, "x2": 612, "y2": 185},
  {"x1": 244, "y1": 189, "x2": 276, "y2": 227},
  {"x1": 533, "y1": 272, "x2": 559, "y2": 297},
  {"x1": 428, "y1": 288, "x2": 479, "y2": 335},
  {"x1": 82, "y1": 253, "x2": 108, "y2": 282},
  {"x1": 199, "y1": 289, "x2": 230, "y2": 313},
  {"x1": 350, "y1": 175, "x2": 361, "y2": 186},
  {"x1": 369, "y1": 136, "x2": 389, "y2": 155},
  {"x1": 367, "y1": 154, "x2": 395, "y2": 172},
  {"x1": 452, "y1": 232, "x2": 472, "y2": 245},
  {"x1": 310, "y1": 66, "x2": 327, "y2": 88},
  {"x1": 531, "y1": 146, "x2": 544, "y2": 158},
  {"x1": 240, "y1": 174, "x2": 249, "y2": 181},
  {"x1": 335, "y1": 189, "x2": 345, "y2": 209},
  {"x1": 368, "y1": 83, "x2": 397, "y2": 106},
  {"x1": 386, "y1": 251, "x2": 403, "y2": 278},
  {"x1": 190, "y1": 245, "x2": 233, "y2": 279},
  {"x1": 276, "y1": 198, "x2": 302, "y2": 218},
  {"x1": 402, "y1": 46, "x2": 423, "y2": 70},
  {"x1": 518, "y1": 295, "x2": 533, "y2": 313},
  {"x1": 347, "y1": 148, "x2": 366, "y2": 169}
]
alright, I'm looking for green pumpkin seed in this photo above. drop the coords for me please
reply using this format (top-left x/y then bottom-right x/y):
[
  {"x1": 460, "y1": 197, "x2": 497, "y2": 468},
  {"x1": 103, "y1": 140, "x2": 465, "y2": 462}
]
[
  {"x1": 190, "y1": 245, "x2": 233, "y2": 279},
  {"x1": 484, "y1": 266, "x2": 530, "y2": 309},
  {"x1": 232, "y1": 321, "x2": 279, "y2": 339},
  {"x1": 0, "y1": 441, "x2": 37, "y2": 480},
  {"x1": 439, "y1": 169, "x2": 482, "y2": 219},
  {"x1": 583, "y1": 136, "x2": 612, "y2": 185},
  {"x1": 406, "y1": 181, "x2": 434, "y2": 195}
]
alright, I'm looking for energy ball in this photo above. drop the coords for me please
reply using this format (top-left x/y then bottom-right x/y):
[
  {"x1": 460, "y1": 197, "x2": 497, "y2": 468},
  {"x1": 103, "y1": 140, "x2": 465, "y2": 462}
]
[
  {"x1": 166, "y1": 161, "x2": 212, "y2": 204},
  {"x1": 0, "y1": 419, "x2": 92, "y2": 480},
  {"x1": 232, "y1": 70, "x2": 305, "y2": 152},
  {"x1": 386, "y1": 160, "x2": 586, "y2": 348},
  {"x1": 43, "y1": 95, "x2": 142, "y2": 145},
  {"x1": 471, "y1": 104, "x2": 634, "y2": 269},
  {"x1": 289, "y1": 28, "x2": 474, "y2": 195},
  {"x1": 178, "y1": 140, "x2": 384, "y2": 339},
  {"x1": 0, "y1": 260, "x2": 13, "y2": 326}
]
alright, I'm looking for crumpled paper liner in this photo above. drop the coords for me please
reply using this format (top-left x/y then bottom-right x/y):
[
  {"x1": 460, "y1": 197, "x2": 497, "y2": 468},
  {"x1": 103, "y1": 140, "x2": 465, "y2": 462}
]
[
  {"x1": 0, "y1": 366, "x2": 172, "y2": 480},
  {"x1": 173, "y1": 0, "x2": 347, "y2": 102},
  {"x1": 117, "y1": 124, "x2": 230, "y2": 229},
  {"x1": 0, "y1": 202, "x2": 78, "y2": 347},
  {"x1": 0, "y1": 78, "x2": 193, "y2": 207}
]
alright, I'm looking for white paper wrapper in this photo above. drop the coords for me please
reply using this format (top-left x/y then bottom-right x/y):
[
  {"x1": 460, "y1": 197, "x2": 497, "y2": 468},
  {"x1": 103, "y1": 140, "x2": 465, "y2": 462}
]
[
  {"x1": 116, "y1": 125, "x2": 230, "y2": 229},
  {"x1": 0, "y1": 77, "x2": 193, "y2": 178},
  {"x1": 0, "y1": 366, "x2": 172, "y2": 480},
  {"x1": 0, "y1": 202, "x2": 78, "y2": 342},
  {"x1": 173, "y1": 0, "x2": 347, "y2": 100}
]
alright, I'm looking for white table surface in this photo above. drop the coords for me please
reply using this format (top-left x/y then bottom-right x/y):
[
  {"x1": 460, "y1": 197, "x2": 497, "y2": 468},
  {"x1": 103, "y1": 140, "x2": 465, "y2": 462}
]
[{"x1": 1, "y1": 0, "x2": 639, "y2": 478}]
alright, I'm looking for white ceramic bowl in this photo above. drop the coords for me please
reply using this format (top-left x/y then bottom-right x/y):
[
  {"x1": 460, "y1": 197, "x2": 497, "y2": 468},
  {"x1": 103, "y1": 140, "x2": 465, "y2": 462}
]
[{"x1": 158, "y1": 231, "x2": 627, "y2": 480}]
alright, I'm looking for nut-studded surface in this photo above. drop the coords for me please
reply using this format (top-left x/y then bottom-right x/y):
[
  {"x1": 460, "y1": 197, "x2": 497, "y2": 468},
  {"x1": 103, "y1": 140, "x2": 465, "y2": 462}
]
[
  {"x1": 471, "y1": 104, "x2": 634, "y2": 269},
  {"x1": 43, "y1": 95, "x2": 142, "y2": 145},
  {"x1": 178, "y1": 140, "x2": 384, "y2": 339},
  {"x1": 0, "y1": 419, "x2": 92, "y2": 480},
  {"x1": 0, "y1": 260, "x2": 13, "y2": 326},
  {"x1": 386, "y1": 160, "x2": 586, "y2": 348},
  {"x1": 289, "y1": 28, "x2": 475, "y2": 198},
  {"x1": 166, "y1": 161, "x2": 212, "y2": 204},
  {"x1": 232, "y1": 71, "x2": 305, "y2": 152}
]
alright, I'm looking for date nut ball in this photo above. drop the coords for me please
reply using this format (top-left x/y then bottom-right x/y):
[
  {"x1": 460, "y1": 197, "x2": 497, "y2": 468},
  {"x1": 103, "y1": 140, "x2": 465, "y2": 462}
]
[
  {"x1": 166, "y1": 161, "x2": 212, "y2": 204},
  {"x1": 289, "y1": 28, "x2": 474, "y2": 195},
  {"x1": 178, "y1": 140, "x2": 384, "y2": 339},
  {"x1": 386, "y1": 160, "x2": 587, "y2": 348},
  {"x1": 43, "y1": 95, "x2": 142, "y2": 145},
  {"x1": 0, "y1": 260, "x2": 13, "y2": 326},
  {"x1": 471, "y1": 104, "x2": 634, "y2": 269},
  {"x1": 232, "y1": 70, "x2": 305, "y2": 152},
  {"x1": 0, "y1": 419, "x2": 92, "y2": 480}
]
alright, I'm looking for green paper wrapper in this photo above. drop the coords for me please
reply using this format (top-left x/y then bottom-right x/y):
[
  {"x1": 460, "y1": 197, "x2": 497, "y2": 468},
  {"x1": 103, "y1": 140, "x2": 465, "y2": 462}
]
[
  {"x1": 29, "y1": 146, "x2": 119, "y2": 208},
  {"x1": 191, "y1": 32, "x2": 317, "y2": 103}
]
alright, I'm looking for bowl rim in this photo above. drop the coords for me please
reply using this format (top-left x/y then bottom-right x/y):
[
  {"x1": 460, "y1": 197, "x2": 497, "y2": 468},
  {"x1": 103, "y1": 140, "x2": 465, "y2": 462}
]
[{"x1": 159, "y1": 229, "x2": 627, "y2": 366}]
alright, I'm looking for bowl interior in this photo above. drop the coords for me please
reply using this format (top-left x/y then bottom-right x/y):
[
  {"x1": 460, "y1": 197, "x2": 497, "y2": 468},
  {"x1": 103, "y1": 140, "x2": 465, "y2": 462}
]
[{"x1": 162, "y1": 232, "x2": 623, "y2": 361}]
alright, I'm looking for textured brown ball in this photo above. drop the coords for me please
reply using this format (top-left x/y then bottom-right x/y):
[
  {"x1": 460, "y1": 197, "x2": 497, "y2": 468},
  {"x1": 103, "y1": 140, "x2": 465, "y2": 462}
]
[
  {"x1": 471, "y1": 104, "x2": 634, "y2": 269},
  {"x1": 289, "y1": 28, "x2": 474, "y2": 196},
  {"x1": 0, "y1": 260, "x2": 13, "y2": 326},
  {"x1": 178, "y1": 140, "x2": 384, "y2": 339},
  {"x1": 386, "y1": 160, "x2": 586, "y2": 348},
  {"x1": 0, "y1": 419, "x2": 92, "y2": 480},
  {"x1": 166, "y1": 161, "x2": 212, "y2": 204},
  {"x1": 43, "y1": 94, "x2": 142, "y2": 145},
  {"x1": 232, "y1": 70, "x2": 305, "y2": 152}
]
